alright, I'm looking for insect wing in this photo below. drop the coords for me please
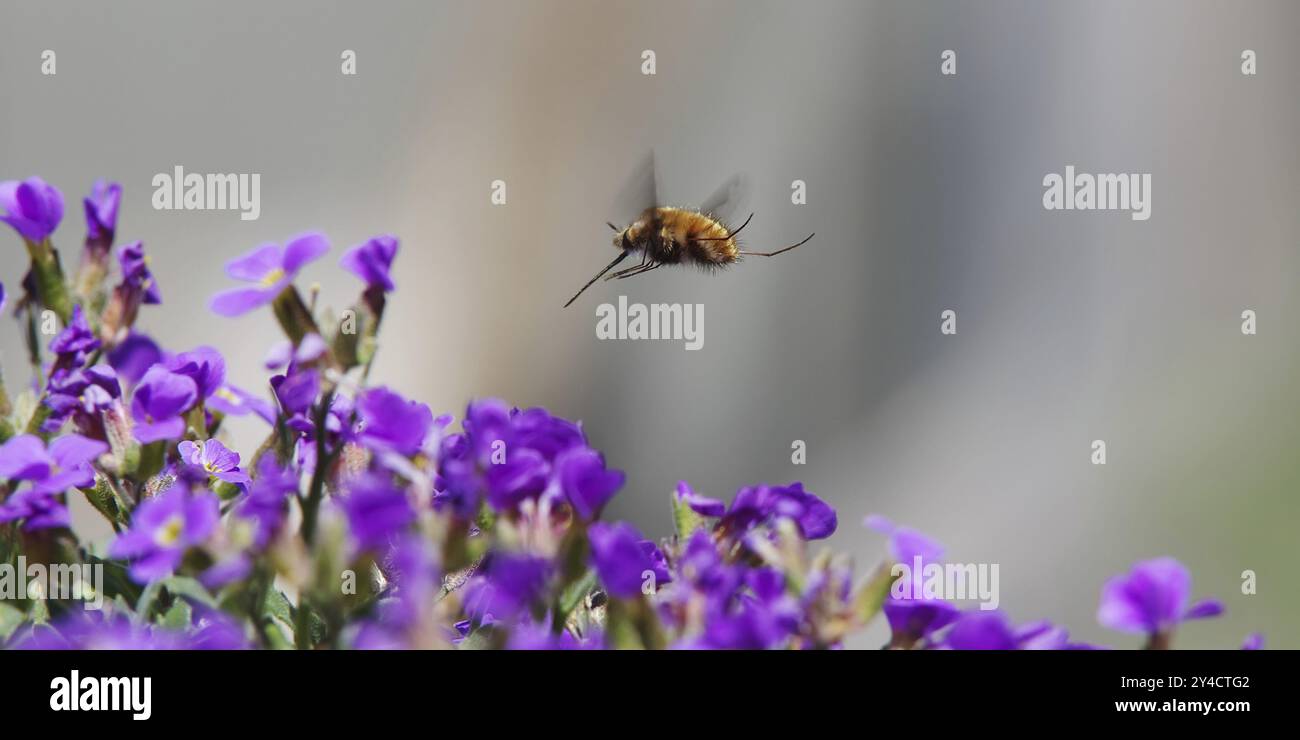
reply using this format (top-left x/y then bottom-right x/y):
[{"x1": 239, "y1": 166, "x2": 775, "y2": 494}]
[
  {"x1": 611, "y1": 149, "x2": 661, "y2": 224},
  {"x1": 697, "y1": 172, "x2": 752, "y2": 227}
]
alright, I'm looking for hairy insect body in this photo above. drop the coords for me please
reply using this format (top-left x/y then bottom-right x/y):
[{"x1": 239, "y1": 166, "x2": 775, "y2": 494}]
[{"x1": 625, "y1": 207, "x2": 738, "y2": 267}]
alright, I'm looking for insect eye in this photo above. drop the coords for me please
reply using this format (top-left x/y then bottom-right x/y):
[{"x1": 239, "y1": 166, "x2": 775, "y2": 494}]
[
  {"x1": 621, "y1": 233, "x2": 633, "y2": 251},
  {"x1": 587, "y1": 589, "x2": 608, "y2": 609}
]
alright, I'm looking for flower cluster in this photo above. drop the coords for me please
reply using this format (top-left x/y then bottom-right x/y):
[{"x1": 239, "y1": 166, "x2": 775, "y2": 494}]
[{"x1": 0, "y1": 176, "x2": 1262, "y2": 650}]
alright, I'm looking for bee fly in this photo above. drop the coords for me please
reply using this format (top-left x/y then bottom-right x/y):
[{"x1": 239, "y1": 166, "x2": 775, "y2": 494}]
[{"x1": 563, "y1": 153, "x2": 814, "y2": 308}]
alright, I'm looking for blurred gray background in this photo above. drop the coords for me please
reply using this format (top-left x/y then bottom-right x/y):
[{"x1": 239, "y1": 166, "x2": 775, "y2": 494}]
[{"x1": 2, "y1": 0, "x2": 1297, "y2": 648}]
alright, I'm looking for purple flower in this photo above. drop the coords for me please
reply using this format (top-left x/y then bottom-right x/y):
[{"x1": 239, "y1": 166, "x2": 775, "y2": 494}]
[
  {"x1": 352, "y1": 536, "x2": 442, "y2": 649},
  {"x1": 864, "y1": 515, "x2": 945, "y2": 564},
  {"x1": 944, "y1": 611, "x2": 1022, "y2": 650},
  {"x1": 210, "y1": 232, "x2": 329, "y2": 316},
  {"x1": 481, "y1": 447, "x2": 548, "y2": 511},
  {"x1": 506, "y1": 623, "x2": 594, "y2": 650},
  {"x1": 0, "y1": 281, "x2": 6, "y2": 313},
  {"x1": 357, "y1": 386, "x2": 434, "y2": 457},
  {"x1": 1241, "y1": 633, "x2": 1264, "y2": 650},
  {"x1": 117, "y1": 241, "x2": 162, "y2": 304},
  {"x1": 107, "y1": 331, "x2": 163, "y2": 385},
  {"x1": 0, "y1": 176, "x2": 63, "y2": 242},
  {"x1": 178, "y1": 438, "x2": 250, "y2": 484},
  {"x1": 108, "y1": 487, "x2": 220, "y2": 583},
  {"x1": 188, "y1": 609, "x2": 252, "y2": 650},
  {"x1": 462, "y1": 552, "x2": 552, "y2": 622},
  {"x1": 42, "y1": 364, "x2": 121, "y2": 434},
  {"x1": 163, "y1": 346, "x2": 225, "y2": 400},
  {"x1": 588, "y1": 521, "x2": 671, "y2": 599},
  {"x1": 48, "y1": 303, "x2": 100, "y2": 373},
  {"x1": 677, "y1": 480, "x2": 725, "y2": 517},
  {"x1": 270, "y1": 366, "x2": 321, "y2": 419},
  {"x1": 83, "y1": 179, "x2": 122, "y2": 250},
  {"x1": 434, "y1": 400, "x2": 595, "y2": 518},
  {"x1": 884, "y1": 597, "x2": 961, "y2": 648},
  {"x1": 236, "y1": 455, "x2": 300, "y2": 548},
  {"x1": 943, "y1": 611, "x2": 1095, "y2": 650},
  {"x1": 692, "y1": 593, "x2": 793, "y2": 650},
  {"x1": 130, "y1": 364, "x2": 198, "y2": 442},
  {"x1": 1097, "y1": 557, "x2": 1224, "y2": 639},
  {"x1": 207, "y1": 383, "x2": 275, "y2": 424},
  {"x1": 263, "y1": 333, "x2": 327, "y2": 370},
  {"x1": 556, "y1": 447, "x2": 624, "y2": 521},
  {"x1": 714, "y1": 482, "x2": 837, "y2": 541},
  {"x1": 340, "y1": 234, "x2": 399, "y2": 292},
  {"x1": 341, "y1": 472, "x2": 415, "y2": 551},
  {"x1": 16, "y1": 611, "x2": 184, "y2": 650},
  {"x1": 0, "y1": 433, "x2": 107, "y2": 495}
]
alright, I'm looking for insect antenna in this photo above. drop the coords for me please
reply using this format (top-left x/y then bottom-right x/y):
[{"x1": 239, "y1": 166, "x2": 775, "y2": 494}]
[
  {"x1": 564, "y1": 250, "x2": 631, "y2": 308},
  {"x1": 693, "y1": 212, "x2": 755, "y2": 241},
  {"x1": 738, "y1": 232, "x2": 815, "y2": 257},
  {"x1": 606, "y1": 222, "x2": 620, "y2": 231}
]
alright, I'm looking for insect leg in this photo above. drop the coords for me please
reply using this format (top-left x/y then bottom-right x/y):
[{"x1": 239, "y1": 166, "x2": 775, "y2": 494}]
[
  {"x1": 738, "y1": 232, "x2": 815, "y2": 257},
  {"x1": 603, "y1": 252, "x2": 649, "y2": 281},
  {"x1": 613, "y1": 262, "x2": 662, "y2": 280}
]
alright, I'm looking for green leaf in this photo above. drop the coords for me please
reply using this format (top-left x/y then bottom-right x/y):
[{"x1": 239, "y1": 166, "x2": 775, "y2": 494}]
[
  {"x1": 79, "y1": 477, "x2": 124, "y2": 527},
  {"x1": 0, "y1": 602, "x2": 25, "y2": 641},
  {"x1": 162, "y1": 576, "x2": 218, "y2": 608},
  {"x1": 29, "y1": 594, "x2": 50, "y2": 625},
  {"x1": 671, "y1": 490, "x2": 710, "y2": 540},
  {"x1": 134, "y1": 580, "x2": 165, "y2": 622},
  {"x1": 854, "y1": 562, "x2": 897, "y2": 624},
  {"x1": 556, "y1": 569, "x2": 598, "y2": 622},
  {"x1": 212, "y1": 480, "x2": 243, "y2": 502},
  {"x1": 265, "y1": 590, "x2": 295, "y2": 628},
  {"x1": 159, "y1": 599, "x2": 192, "y2": 631}
]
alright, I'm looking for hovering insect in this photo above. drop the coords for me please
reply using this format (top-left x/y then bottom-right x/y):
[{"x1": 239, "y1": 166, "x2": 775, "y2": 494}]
[{"x1": 563, "y1": 153, "x2": 814, "y2": 308}]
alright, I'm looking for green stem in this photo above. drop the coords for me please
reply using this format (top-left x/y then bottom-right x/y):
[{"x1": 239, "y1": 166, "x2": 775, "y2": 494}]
[
  {"x1": 24, "y1": 238, "x2": 73, "y2": 325},
  {"x1": 271, "y1": 285, "x2": 320, "y2": 346},
  {"x1": 299, "y1": 391, "x2": 336, "y2": 546}
]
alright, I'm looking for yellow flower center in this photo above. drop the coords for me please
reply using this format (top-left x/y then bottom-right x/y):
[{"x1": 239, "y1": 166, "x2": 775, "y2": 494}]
[
  {"x1": 154, "y1": 514, "x2": 185, "y2": 547},
  {"x1": 259, "y1": 267, "x2": 286, "y2": 288}
]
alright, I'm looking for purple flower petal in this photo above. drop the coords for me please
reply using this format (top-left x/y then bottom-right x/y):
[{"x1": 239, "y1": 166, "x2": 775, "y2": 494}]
[
  {"x1": 676, "y1": 480, "x2": 725, "y2": 517},
  {"x1": 0, "y1": 435, "x2": 54, "y2": 480},
  {"x1": 210, "y1": 287, "x2": 276, "y2": 317},
  {"x1": 557, "y1": 447, "x2": 624, "y2": 521},
  {"x1": 1184, "y1": 598, "x2": 1225, "y2": 620},
  {"x1": 225, "y1": 243, "x2": 282, "y2": 282},
  {"x1": 1097, "y1": 557, "x2": 1215, "y2": 635},
  {"x1": 281, "y1": 232, "x2": 330, "y2": 274},
  {"x1": 339, "y1": 234, "x2": 399, "y2": 291},
  {"x1": 0, "y1": 177, "x2": 64, "y2": 241}
]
